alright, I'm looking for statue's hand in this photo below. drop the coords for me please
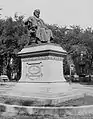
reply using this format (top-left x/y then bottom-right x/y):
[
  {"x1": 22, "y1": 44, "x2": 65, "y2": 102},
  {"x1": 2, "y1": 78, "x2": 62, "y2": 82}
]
[{"x1": 29, "y1": 25, "x2": 37, "y2": 33}]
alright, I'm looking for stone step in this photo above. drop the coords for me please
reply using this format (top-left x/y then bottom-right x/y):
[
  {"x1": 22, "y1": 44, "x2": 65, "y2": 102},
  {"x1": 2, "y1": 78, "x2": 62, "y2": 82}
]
[
  {"x1": 26, "y1": 89, "x2": 81, "y2": 99},
  {"x1": 8, "y1": 88, "x2": 80, "y2": 99}
]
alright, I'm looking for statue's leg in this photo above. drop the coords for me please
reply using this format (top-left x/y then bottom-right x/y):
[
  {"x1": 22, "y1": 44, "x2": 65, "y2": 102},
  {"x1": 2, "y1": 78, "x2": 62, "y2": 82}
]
[
  {"x1": 46, "y1": 29, "x2": 53, "y2": 43},
  {"x1": 39, "y1": 28, "x2": 48, "y2": 42},
  {"x1": 36, "y1": 28, "x2": 41, "y2": 41},
  {"x1": 35, "y1": 37, "x2": 41, "y2": 44},
  {"x1": 36, "y1": 28, "x2": 53, "y2": 43}
]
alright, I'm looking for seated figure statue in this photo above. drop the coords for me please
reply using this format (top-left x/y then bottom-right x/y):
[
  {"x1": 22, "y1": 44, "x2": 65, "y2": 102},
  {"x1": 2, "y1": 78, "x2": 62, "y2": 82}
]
[{"x1": 25, "y1": 9, "x2": 53, "y2": 44}]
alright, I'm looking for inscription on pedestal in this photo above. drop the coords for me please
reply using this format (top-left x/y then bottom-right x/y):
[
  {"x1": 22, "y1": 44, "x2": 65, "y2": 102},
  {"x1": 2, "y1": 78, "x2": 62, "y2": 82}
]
[
  {"x1": 40, "y1": 87, "x2": 53, "y2": 93},
  {"x1": 26, "y1": 62, "x2": 43, "y2": 80}
]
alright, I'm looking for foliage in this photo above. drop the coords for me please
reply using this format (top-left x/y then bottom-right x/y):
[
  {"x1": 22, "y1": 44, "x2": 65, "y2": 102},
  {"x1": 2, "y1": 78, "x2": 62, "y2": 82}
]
[
  {"x1": 0, "y1": 14, "x2": 93, "y2": 80},
  {"x1": 0, "y1": 15, "x2": 28, "y2": 79},
  {"x1": 48, "y1": 25, "x2": 93, "y2": 76}
]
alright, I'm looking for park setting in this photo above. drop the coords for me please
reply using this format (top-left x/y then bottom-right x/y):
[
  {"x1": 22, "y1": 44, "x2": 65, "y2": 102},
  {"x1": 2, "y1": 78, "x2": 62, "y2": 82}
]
[{"x1": 0, "y1": 0, "x2": 93, "y2": 118}]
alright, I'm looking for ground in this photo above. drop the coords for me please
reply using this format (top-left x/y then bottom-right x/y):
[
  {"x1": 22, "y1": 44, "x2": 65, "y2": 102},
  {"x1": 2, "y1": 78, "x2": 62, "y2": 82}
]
[{"x1": 0, "y1": 82, "x2": 93, "y2": 118}]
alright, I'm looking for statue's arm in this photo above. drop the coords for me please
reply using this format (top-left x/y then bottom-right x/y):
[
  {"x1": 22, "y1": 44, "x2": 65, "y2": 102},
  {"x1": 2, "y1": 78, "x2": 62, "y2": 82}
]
[{"x1": 25, "y1": 17, "x2": 38, "y2": 30}]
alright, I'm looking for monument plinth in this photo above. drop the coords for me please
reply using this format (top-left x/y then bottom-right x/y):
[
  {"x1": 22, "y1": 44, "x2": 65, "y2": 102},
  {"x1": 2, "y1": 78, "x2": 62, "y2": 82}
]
[{"x1": 18, "y1": 43, "x2": 66, "y2": 83}]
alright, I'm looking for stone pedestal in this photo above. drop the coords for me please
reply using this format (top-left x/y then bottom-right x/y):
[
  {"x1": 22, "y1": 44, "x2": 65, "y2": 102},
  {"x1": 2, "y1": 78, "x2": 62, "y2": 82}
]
[
  {"x1": 8, "y1": 43, "x2": 70, "y2": 100},
  {"x1": 19, "y1": 43, "x2": 66, "y2": 82}
]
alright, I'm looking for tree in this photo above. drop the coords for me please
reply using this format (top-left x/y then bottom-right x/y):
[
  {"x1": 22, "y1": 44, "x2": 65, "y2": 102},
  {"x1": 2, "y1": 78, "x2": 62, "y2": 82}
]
[{"x1": 0, "y1": 15, "x2": 28, "y2": 79}]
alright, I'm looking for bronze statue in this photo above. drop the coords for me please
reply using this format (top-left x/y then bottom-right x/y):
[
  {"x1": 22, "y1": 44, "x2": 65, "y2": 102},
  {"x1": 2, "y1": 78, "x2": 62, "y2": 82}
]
[{"x1": 25, "y1": 9, "x2": 53, "y2": 44}]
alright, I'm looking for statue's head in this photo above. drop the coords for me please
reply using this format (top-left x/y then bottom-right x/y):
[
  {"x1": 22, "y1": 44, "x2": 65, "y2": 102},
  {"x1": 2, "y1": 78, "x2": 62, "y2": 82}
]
[{"x1": 33, "y1": 9, "x2": 40, "y2": 18}]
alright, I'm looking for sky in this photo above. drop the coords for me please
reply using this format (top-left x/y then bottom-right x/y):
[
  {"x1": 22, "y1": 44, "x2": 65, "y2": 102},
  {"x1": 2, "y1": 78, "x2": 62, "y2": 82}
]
[{"x1": 0, "y1": 0, "x2": 93, "y2": 28}]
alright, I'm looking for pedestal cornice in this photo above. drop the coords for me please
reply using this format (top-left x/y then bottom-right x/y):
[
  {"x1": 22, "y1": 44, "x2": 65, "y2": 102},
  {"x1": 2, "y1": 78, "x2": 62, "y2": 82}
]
[{"x1": 18, "y1": 43, "x2": 67, "y2": 58}]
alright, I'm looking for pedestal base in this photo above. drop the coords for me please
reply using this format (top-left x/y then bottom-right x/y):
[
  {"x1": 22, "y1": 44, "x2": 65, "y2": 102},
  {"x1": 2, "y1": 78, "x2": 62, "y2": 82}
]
[
  {"x1": 1, "y1": 82, "x2": 84, "y2": 106},
  {"x1": 8, "y1": 82, "x2": 70, "y2": 99}
]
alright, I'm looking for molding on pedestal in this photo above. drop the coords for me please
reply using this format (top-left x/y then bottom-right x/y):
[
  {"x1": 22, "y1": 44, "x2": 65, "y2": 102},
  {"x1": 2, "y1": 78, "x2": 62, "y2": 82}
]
[
  {"x1": 18, "y1": 50, "x2": 67, "y2": 58},
  {"x1": 22, "y1": 56, "x2": 64, "y2": 62}
]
